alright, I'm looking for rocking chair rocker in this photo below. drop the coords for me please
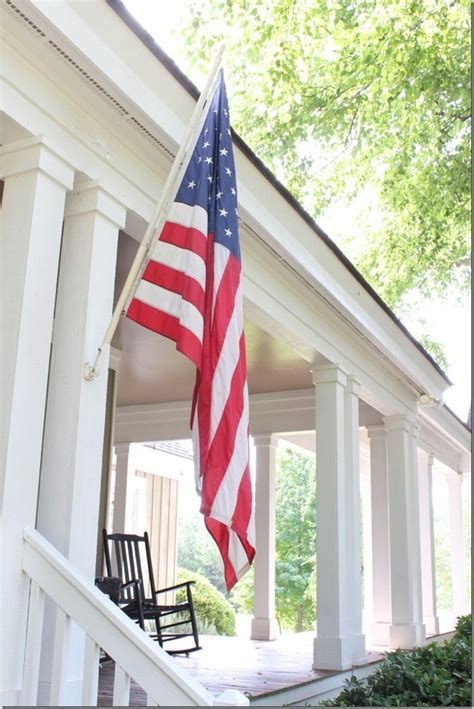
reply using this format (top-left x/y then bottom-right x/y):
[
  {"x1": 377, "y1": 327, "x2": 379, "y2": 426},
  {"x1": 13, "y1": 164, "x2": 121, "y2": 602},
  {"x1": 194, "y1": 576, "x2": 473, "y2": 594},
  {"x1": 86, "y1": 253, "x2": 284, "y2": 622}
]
[{"x1": 102, "y1": 529, "x2": 201, "y2": 655}]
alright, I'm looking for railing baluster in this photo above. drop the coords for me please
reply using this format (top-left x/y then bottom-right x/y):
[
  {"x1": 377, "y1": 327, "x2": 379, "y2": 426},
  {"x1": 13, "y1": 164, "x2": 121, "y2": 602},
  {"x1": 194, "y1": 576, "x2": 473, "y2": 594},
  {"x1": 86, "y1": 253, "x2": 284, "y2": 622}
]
[
  {"x1": 82, "y1": 635, "x2": 100, "y2": 706},
  {"x1": 20, "y1": 581, "x2": 45, "y2": 706},
  {"x1": 113, "y1": 663, "x2": 131, "y2": 706},
  {"x1": 49, "y1": 608, "x2": 72, "y2": 706}
]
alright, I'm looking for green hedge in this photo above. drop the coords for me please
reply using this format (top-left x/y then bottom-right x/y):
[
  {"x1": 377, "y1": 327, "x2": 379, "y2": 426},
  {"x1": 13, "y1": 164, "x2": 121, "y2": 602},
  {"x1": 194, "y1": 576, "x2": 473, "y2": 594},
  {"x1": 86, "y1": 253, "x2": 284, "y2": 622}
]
[
  {"x1": 176, "y1": 568, "x2": 236, "y2": 636},
  {"x1": 321, "y1": 615, "x2": 472, "y2": 707}
]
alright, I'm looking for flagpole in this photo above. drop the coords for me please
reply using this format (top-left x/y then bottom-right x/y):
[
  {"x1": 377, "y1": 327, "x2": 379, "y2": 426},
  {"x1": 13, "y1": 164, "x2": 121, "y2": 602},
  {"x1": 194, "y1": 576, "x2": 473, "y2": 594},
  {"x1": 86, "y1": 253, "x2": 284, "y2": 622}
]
[{"x1": 83, "y1": 46, "x2": 225, "y2": 381}]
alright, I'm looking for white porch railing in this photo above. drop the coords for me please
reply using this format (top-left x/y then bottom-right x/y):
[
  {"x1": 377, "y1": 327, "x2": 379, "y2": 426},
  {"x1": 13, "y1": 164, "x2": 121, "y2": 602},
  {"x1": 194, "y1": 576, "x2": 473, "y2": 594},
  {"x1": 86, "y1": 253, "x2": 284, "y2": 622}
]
[{"x1": 21, "y1": 527, "x2": 249, "y2": 706}]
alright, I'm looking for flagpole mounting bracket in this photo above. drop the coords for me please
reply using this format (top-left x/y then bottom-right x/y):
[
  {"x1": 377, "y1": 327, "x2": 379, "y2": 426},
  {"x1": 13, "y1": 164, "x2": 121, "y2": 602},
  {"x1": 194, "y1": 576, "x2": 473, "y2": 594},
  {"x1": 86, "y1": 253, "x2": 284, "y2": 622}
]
[{"x1": 83, "y1": 362, "x2": 99, "y2": 381}]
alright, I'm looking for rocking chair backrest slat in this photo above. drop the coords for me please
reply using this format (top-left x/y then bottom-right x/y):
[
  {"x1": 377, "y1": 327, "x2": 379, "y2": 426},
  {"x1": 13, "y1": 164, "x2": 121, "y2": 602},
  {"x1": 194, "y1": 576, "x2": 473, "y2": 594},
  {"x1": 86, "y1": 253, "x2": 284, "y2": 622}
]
[
  {"x1": 102, "y1": 530, "x2": 155, "y2": 602},
  {"x1": 144, "y1": 531, "x2": 158, "y2": 598}
]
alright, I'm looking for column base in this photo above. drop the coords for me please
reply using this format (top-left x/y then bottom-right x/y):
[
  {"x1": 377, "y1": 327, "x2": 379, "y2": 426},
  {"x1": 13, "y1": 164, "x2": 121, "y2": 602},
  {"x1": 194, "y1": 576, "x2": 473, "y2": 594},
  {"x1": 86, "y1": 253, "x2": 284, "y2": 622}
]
[
  {"x1": 389, "y1": 622, "x2": 425, "y2": 649},
  {"x1": 350, "y1": 633, "x2": 367, "y2": 664},
  {"x1": 368, "y1": 621, "x2": 391, "y2": 646},
  {"x1": 313, "y1": 635, "x2": 352, "y2": 670},
  {"x1": 424, "y1": 615, "x2": 440, "y2": 637},
  {"x1": 250, "y1": 617, "x2": 279, "y2": 640}
]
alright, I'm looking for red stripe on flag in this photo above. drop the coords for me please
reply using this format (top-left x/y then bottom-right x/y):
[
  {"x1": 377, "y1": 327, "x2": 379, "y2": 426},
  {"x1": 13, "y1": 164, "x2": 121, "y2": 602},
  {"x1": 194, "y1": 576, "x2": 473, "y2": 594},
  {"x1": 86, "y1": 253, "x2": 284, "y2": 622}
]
[
  {"x1": 210, "y1": 255, "x2": 241, "y2": 370},
  {"x1": 195, "y1": 252, "x2": 241, "y2": 476},
  {"x1": 200, "y1": 333, "x2": 248, "y2": 513},
  {"x1": 143, "y1": 261, "x2": 205, "y2": 315},
  {"x1": 231, "y1": 462, "x2": 254, "y2": 539},
  {"x1": 127, "y1": 298, "x2": 202, "y2": 367},
  {"x1": 160, "y1": 221, "x2": 208, "y2": 262},
  {"x1": 204, "y1": 517, "x2": 238, "y2": 591}
]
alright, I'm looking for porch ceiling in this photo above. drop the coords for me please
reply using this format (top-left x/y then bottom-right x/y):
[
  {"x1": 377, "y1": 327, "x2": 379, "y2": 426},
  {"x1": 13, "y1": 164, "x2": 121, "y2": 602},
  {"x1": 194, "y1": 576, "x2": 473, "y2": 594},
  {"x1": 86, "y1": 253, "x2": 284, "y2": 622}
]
[{"x1": 113, "y1": 231, "x2": 314, "y2": 407}]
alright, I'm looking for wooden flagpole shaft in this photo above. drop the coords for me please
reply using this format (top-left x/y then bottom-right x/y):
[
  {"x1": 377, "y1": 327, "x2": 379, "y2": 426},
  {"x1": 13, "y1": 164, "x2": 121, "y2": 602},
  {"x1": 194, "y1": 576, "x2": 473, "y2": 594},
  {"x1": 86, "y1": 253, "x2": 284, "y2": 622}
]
[{"x1": 84, "y1": 45, "x2": 225, "y2": 381}]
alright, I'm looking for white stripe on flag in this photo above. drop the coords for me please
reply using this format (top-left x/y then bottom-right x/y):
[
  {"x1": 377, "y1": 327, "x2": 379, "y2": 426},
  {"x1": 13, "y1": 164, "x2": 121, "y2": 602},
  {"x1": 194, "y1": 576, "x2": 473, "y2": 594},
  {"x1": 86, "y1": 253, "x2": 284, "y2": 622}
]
[
  {"x1": 228, "y1": 530, "x2": 252, "y2": 578},
  {"x1": 212, "y1": 242, "x2": 230, "y2": 318},
  {"x1": 135, "y1": 280, "x2": 204, "y2": 341},
  {"x1": 150, "y1": 240, "x2": 206, "y2": 290},
  {"x1": 168, "y1": 202, "x2": 209, "y2": 235},
  {"x1": 210, "y1": 385, "x2": 249, "y2": 524},
  {"x1": 209, "y1": 282, "x2": 244, "y2": 441}
]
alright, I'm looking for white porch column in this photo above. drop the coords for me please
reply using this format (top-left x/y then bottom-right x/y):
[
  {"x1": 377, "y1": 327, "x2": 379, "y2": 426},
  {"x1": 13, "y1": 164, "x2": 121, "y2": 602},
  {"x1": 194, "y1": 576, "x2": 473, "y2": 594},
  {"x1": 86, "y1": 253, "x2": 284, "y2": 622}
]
[
  {"x1": 313, "y1": 365, "x2": 351, "y2": 670},
  {"x1": 417, "y1": 451, "x2": 439, "y2": 636},
  {"x1": 0, "y1": 138, "x2": 74, "y2": 704},
  {"x1": 366, "y1": 425, "x2": 391, "y2": 646},
  {"x1": 445, "y1": 470, "x2": 467, "y2": 619},
  {"x1": 36, "y1": 180, "x2": 125, "y2": 705},
  {"x1": 344, "y1": 377, "x2": 366, "y2": 663},
  {"x1": 384, "y1": 415, "x2": 425, "y2": 649},
  {"x1": 113, "y1": 443, "x2": 135, "y2": 533},
  {"x1": 251, "y1": 434, "x2": 279, "y2": 640}
]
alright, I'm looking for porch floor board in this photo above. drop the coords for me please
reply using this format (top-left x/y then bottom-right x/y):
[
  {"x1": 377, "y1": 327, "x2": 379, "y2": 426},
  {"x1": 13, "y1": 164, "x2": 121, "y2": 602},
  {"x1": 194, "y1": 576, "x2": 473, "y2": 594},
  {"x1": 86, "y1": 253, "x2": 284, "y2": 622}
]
[{"x1": 97, "y1": 632, "x2": 384, "y2": 705}]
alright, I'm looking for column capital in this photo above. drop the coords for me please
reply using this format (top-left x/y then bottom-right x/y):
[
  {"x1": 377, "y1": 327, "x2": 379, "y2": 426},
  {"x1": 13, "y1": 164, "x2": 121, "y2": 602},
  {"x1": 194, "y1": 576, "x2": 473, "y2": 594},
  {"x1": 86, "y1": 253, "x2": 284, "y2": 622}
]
[
  {"x1": 383, "y1": 414, "x2": 414, "y2": 434},
  {"x1": 109, "y1": 347, "x2": 122, "y2": 372},
  {"x1": 366, "y1": 424, "x2": 387, "y2": 440},
  {"x1": 0, "y1": 136, "x2": 75, "y2": 190},
  {"x1": 65, "y1": 180, "x2": 127, "y2": 229},
  {"x1": 253, "y1": 433, "x2": 278, "y2": 448},
  {"x1": 312, "y1": 364, "x2": 347, "y2": 387},
  {"x1": 114, "y1": 442, "x2": 131, "y2": 456},
  {"x1": 346, "y1": 375, "x2": 361, "y2": 396}
]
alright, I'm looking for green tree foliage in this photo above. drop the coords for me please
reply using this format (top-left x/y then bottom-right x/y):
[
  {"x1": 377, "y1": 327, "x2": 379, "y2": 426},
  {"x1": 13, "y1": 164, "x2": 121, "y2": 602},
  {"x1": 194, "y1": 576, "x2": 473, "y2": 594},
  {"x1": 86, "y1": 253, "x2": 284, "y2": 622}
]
[
  {"x1": 176, "y1": 568, "x2": 236, "y2": 635},
  {"x1": 274, "y1": 447, "x2": 316, "y2": 631},
  {"x1": 180, "y1": 0, "x2": 470, "y2": 309},
  {"x1": 178, "y1": 518, "x2": 228, "y2": 594},
  {"x1": 321, "y1": 615, "x2": 472, "y2": 706},
  {"x1": 230, "y1": 446, "x2": 316, "y2": 632}
]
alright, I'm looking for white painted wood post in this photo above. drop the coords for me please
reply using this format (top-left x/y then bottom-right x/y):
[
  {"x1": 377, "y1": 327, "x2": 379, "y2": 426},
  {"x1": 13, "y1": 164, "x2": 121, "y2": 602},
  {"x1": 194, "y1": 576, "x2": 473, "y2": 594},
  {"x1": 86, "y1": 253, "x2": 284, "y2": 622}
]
[
  {"x1": 445, "y1": 470, "x2": 467, "y2": 619},
  {"x1": 366, "y1": 425, "x2": 391, "y2": 646},
  {"x1": 313, "y1": 365, "x2": 352, "y2": 671},
  {"x1": 251, "y1": 434, "x2": 279, "y2": 641},
  {"x1": 36, "y1": 180, "x2": 126, "y2": 704},
  {"x1": 113, "y1": 443, "x2": 134, "y2": 533},
  {"x1": 113, "y1": 665, "x2": 131, "y2": 706},
  {"x1": 81, "y1": 636, "x2": 100, "y2": 706},
  {"x1": 417, "y1": 451, "x2": 440, "y2": 636},
  {"x1": 49, "y1": 610, "x2": 72, "y2": 706},
  {"x1": 20, "y1": 582, "x2": 46, "y2": 706},
  {"x1": 344, "y1": 377, "x2": 366, "y2": 664},
  {"x1": 359, "y1": 466, "x2": 373, "y2": 633},
  {"x1": 384, "y1": 415, "x2": 425, "y2": 649},
  {"x1": 0, "y1": 137, "x2": 74, "y2": 701}
]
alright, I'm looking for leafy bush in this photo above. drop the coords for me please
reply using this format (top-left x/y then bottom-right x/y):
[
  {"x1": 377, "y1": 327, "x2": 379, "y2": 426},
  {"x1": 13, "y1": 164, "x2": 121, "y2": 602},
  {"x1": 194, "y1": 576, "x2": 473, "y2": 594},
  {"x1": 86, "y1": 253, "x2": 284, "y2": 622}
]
[
  {"x1": 321, "y1": 615, "x2": 472, "y2": 707},
  {"x1": 176, "y1": 568, "x2": 236, "y2": 636}
]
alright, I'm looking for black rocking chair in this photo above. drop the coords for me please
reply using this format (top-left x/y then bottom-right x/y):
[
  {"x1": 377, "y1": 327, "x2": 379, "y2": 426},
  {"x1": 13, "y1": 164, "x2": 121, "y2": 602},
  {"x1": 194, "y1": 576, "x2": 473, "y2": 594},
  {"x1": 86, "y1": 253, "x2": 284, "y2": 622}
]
[{"x1": 102, "y1": 529, "x2": 201, "y2": 655}]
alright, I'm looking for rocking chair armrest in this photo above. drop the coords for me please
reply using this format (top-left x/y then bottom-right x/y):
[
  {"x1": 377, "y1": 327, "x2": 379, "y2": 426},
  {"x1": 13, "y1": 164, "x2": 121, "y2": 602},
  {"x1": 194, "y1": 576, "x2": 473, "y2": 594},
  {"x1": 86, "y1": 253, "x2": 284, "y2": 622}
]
[
  {"x1": 153, "y1": 580, "x2": 195, "y2": 595},
  {"x1": 120, "y1": 579, "x2": 141, "y2": 592}
]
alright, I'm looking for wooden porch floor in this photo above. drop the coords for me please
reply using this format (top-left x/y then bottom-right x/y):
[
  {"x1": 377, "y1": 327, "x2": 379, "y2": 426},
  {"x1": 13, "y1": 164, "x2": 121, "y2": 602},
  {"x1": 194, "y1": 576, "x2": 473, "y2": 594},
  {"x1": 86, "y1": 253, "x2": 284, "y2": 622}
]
[{"x1": 97, "y1": 632, "x2": 384, "y2": 705}]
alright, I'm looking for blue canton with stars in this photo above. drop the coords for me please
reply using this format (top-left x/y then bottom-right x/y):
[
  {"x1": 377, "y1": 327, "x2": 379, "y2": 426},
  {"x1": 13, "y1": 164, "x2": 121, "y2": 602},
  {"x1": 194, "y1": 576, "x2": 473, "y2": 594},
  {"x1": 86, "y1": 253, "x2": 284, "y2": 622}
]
[{"x1": 175, "y1": 74, "x2": 240, "y2": 262}]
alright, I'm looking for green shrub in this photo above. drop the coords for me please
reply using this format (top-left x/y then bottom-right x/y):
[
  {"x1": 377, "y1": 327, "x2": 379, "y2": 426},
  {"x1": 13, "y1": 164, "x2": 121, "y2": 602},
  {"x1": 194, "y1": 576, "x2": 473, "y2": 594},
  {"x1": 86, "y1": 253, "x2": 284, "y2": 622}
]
[
  {"x1": 176, "y1": 568, "x2": 236, "y2": 636},
  {"x1": 321, "y1": 615, "x2": 472, "y2": 707}
]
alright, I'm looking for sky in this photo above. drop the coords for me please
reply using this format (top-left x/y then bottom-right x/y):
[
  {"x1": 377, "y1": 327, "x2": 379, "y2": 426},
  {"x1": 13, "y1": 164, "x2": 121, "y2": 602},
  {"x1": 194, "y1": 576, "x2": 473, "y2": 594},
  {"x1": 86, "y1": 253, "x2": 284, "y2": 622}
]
[{"x1": 122, "y1": 0, "x2": 471, "y2": 422}]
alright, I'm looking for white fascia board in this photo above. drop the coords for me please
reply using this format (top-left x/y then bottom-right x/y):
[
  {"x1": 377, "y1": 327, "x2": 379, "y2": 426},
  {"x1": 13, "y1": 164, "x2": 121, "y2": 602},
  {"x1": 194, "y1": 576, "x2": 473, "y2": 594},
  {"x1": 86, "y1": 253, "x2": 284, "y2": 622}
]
[
  {"x1": 24, "y1": 0, "x2": 448, "y2": 400},
  {"x1": 27, "y1": 0, "x2": 194, "y2": 155},
  {"x1": 418, "y1": 405, "x2": 471, "y2": 474}
]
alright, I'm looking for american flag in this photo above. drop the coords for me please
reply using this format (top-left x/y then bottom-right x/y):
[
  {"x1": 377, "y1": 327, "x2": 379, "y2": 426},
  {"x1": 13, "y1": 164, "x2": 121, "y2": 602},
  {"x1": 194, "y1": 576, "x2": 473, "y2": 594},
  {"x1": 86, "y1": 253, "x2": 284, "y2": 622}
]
[{"x1": 127, "y1": 74, "x2": 255, "y2": 590}]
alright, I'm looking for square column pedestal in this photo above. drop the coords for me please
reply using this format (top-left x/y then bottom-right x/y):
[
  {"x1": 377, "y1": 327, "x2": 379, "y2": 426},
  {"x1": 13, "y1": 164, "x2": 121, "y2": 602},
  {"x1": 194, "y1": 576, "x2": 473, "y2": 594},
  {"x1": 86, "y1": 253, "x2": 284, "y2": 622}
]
[{"x1": 251, "y1": 434, "x2": 279, "y2": 640}]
